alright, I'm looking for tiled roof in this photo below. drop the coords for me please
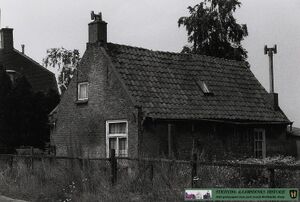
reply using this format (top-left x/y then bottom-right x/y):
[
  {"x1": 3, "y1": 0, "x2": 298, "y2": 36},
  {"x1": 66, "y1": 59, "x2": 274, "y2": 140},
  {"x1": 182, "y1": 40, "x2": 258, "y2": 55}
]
[
  {"x1": 289, "y1": 127, "x2": 300, "y2": 137},
  {"x1": 0, "y1": 49, "x2": 58, "y2": 93},
  {"x1": 107, "y1": 43, "x2": 289, "y2": 123}
]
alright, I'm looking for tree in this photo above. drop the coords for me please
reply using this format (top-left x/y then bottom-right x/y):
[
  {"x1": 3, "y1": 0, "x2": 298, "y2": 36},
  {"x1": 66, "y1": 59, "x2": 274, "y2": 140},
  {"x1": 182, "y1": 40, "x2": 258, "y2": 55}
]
[
  {"x1": 0, "y1": 70, "x2": 60, "y2": 152},
  {"x1": 43, "y1": 48, "x2": 80, "y2": 93},
  {"x1": 178, "y1": 0, "x2": 248, "y2": 61}
]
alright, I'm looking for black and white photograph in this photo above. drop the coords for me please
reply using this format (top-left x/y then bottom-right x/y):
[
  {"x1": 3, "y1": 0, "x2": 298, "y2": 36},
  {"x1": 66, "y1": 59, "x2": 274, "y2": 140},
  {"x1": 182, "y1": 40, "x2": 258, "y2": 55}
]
[{"x1": 0, "y1": 0, "x2": 299, "y2": 201}]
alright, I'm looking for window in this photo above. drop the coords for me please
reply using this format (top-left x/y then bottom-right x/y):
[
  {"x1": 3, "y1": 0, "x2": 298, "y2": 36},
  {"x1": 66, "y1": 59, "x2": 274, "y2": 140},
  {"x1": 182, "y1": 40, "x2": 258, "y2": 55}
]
[
  {"x1": 106, "y1": 120, "x2": 128, "y2": 157},
  {"x1": 196, "y1": 80, "x2": 212, "y2": 95},
  {"x1": 6, "y1": 70, "x2": 17, "y2": 83},
  {"x1": 0, "y1": 33, "x2": 2, "y2": 49},
  {"x1": 254, "y1": 129, "x2": 266, "y2": 158},
  {"x1": 78, "y1": 82, "x2": 88, "y2": 100}
]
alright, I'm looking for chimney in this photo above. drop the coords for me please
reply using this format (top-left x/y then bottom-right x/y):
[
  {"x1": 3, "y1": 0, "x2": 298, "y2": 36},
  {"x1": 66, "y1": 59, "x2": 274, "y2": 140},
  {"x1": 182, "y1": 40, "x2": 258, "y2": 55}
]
[
  {"x1": 21, "y1": 44, "x2": 25, "y2": 54},
  {"x1": 0, "y1": 28, "x2": 14, "y2": 50},
  {"x1": 88, "y1": 11, "x2": 107, "y2": 45},
  {"x1": 268, "y1": 93, "x2": 279, "y2": 110}
]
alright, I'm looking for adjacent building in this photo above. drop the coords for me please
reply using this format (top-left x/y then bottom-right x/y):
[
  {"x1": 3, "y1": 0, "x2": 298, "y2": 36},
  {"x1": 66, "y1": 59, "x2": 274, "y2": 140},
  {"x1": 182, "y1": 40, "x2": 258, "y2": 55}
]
[{"x1": 0, "y1": 27, "x2": 57, "y2": 93}]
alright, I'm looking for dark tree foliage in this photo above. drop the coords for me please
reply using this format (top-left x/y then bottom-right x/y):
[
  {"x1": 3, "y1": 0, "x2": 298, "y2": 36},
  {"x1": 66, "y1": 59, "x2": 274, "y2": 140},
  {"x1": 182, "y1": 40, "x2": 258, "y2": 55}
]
[
  {"x1": 0, "y1": 67, "x2": 12, "y2": 151},
  {"x1": 178, "y1": 0, "x2": 248, "y2": 61},
  {"x1": 0, "y1": 69, "x2": 60, "y2": 153},
  {"x1": 43, "y1": 48, "x2": 81, "y2": 93}
]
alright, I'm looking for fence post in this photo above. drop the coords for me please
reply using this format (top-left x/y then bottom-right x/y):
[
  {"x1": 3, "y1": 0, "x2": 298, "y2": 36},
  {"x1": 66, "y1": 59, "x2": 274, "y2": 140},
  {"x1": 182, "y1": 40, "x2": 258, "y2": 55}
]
[
  {"x1": 31, "y1": 147, "x2": 34, "y2": 170},
  {"x1": 191, "y1": 153, "x2": 197, "y2": 188},
  {"x1": 9, "y1": 155, "x2": 13, "y2": 169},
  {"x1": 268, "y1": 168, "x2": 275, "y2": 188},
  {"x1": 110, "y1": 149, "x2": 117, "y2": 185},
  {"x1": 149, "y1": 163, "x2": 154, "y2": 182}
]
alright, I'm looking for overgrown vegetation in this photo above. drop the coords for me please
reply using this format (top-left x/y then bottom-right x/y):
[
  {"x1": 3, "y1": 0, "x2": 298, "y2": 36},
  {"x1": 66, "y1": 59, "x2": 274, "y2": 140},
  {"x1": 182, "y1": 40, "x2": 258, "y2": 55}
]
[
  {"x1": 0, "y1": 156, "x2": 299, "y2": 201},
  {"x1": 0, "y1": 158, "x2": 186, "y2": 202}
]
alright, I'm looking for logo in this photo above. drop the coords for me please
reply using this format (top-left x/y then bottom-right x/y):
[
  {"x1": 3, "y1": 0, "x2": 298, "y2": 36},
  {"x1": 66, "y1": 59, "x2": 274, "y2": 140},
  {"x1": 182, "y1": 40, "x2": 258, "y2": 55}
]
[{"x1": 289, "y1": 190, "x2": 298, "y2": 199}]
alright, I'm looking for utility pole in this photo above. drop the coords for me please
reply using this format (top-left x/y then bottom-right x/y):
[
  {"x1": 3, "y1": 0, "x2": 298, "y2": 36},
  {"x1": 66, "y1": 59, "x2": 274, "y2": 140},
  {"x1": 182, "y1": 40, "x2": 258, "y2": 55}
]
[{"x1": 264, "y1": 45, "x2": 277, "y2": 93}]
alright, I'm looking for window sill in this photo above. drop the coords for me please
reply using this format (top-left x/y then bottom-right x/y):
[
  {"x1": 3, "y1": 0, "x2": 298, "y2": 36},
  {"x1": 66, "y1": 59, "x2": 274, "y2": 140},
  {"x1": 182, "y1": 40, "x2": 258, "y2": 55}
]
[{"x1": 75, "y1": 99, "x2": 88, "y2": 105}]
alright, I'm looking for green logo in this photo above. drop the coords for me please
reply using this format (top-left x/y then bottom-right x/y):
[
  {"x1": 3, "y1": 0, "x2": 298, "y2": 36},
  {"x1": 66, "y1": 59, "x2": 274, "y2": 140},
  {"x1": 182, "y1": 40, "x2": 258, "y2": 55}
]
[{"x1": 289, "y1": 190, "x2": 298, "y2": 199}]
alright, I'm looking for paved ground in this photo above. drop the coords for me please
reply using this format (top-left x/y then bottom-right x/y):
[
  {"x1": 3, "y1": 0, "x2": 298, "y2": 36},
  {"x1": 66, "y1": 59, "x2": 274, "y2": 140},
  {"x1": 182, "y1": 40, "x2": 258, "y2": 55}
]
[{"x1": 0, "y1": 196, "x2": 27, "y2": 202}]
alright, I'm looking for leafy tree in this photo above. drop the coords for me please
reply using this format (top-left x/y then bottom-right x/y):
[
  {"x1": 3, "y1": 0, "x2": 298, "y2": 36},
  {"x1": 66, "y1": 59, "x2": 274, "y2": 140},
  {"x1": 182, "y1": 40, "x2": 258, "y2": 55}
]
[
  {"x1": 0, "y1": 69, "x2": 60, "y2": 152},
  {"x1": 43, "y1": 48, "x2": 80, "y2": 93},
  {"x1": 178, "y1": 0, "x2": 248, "y2": 61}
]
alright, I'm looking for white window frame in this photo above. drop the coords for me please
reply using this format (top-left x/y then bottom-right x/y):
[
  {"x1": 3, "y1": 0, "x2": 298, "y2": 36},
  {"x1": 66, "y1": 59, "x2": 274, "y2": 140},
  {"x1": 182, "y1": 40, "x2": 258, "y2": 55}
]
[
  {"x1": 106, "y1": 120, "x2": 128, "y2": 158},
  {"x1": 0, "y1": 33, "x2": 2, "y2": 49},
  {"x1": 77, "y1": 82, "x2": 89, "y2": 101},
  {"x1": 254, "y1": 128, "x2": 266, "y2": 158},
  {"x1": 6, "y1": 70, "x2": 16, "y2": 83}
]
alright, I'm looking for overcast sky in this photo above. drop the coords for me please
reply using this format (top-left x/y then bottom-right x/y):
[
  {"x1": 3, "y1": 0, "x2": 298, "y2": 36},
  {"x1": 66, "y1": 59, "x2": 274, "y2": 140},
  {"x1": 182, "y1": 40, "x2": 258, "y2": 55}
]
[{"x1": 1, "y1": 0, "x2": 300, "y2": 126}]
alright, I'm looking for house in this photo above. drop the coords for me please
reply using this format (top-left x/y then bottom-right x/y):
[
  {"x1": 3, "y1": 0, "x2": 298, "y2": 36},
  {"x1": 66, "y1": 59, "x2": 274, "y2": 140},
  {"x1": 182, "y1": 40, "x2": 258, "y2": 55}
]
[
  {"x1": 51, "y1": 13, "x2": 296, "y2": 160},
  {"x1": 0, "y1": 27, "x2": 58, "y2": 153},
  {"x1": 0, "y1": 27, "x2": 58, "y2": 93},
  {"x1": 287, "y1": 127, "x2": 300, "y2": 160}
]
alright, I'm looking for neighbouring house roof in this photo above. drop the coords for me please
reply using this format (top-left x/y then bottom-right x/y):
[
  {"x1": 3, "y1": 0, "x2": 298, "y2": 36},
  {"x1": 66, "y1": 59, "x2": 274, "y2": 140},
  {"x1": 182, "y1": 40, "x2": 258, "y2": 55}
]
[
  {"x1": 289, "y1": 127, "x2": 300, "y2": 137},
  {"x1": 107, "y1": 43, "x2": 289, "y2": 123},
  {"x1": 0, "y1": 49, "x2": 58, "y2": 93}
]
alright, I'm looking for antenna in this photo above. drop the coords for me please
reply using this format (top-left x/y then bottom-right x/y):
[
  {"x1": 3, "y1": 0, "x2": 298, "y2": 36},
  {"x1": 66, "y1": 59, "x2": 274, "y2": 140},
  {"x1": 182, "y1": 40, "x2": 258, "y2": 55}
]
[
  {"x1": 0, "y1": 8, "x2": 2, "y2": 28},
  {"x1": 264, "y1": 44, "x2": 277, "y2": 93}
]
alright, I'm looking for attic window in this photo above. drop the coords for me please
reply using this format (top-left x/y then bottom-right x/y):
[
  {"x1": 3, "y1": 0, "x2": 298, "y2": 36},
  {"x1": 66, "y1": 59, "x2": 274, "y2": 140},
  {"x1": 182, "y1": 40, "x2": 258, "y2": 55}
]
[
  {"x1": 78, "y1": 82, "x2": 88, "y2": 101},
  {"x1": 196, "y1": 80, "x2": 212, "y2": 95},
  {"x1": 6, "y1": 70, "x2": 17, "y2": 83}
]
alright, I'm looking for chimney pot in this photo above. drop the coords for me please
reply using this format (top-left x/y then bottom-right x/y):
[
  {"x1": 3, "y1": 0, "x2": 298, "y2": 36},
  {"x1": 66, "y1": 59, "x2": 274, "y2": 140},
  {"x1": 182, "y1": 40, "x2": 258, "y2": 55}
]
[{"x1": 88, "y1": 11, "x2": 107, "y2": 45}]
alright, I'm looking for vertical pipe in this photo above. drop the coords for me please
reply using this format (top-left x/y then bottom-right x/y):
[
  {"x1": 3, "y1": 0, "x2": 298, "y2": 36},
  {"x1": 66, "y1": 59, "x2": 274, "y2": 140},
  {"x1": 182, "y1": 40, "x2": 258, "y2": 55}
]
[
  {"x1": 168, "y1": 123, "x2": 172, "y2": 158},
  {"x1": 269, "y1": 51, "x2": 274, "y2": 93},
  {"x1": 21, "y1": 44, "x2": 25, "y2": 54}
]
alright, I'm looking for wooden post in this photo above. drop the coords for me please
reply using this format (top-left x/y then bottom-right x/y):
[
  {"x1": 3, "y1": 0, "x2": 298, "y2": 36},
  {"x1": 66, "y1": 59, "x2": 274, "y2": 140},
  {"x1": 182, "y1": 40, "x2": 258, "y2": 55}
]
[
  {"x1": 79, "y1": 158, "x2": 84, "y2": 171},
  {"x1": 149, "y1": 163, "x2": 154, "y2": 182},
  {"x1": 168, "y1": 123, "x2": 172, "y2": 158},
  {"x1": 9, "y1": 155, "x2": 13, "y2": 169},
  {"x1": 191, "y1": 153, "x2": 197, "y2": 188},
  {"x1": 110, "y1": 149, "x2": 117, "y2": 185},
  {"x1": 268, "y1": 168, "x2": 275, "y2": 188},
  {"x1": 31, "y1": 147, "x2": 34, "y2": 170}
]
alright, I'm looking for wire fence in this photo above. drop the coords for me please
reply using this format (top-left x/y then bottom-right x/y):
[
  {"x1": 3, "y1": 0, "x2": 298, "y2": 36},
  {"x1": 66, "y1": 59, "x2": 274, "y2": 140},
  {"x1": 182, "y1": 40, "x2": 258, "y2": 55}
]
[{"x1": 0, "y1": 153, "x2": 299, "y2": 190}]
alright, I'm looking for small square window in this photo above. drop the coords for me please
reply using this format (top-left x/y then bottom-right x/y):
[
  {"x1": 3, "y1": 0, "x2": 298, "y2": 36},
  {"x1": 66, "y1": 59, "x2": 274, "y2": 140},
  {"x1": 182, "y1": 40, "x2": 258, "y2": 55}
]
[{"x1": 78, "y1": 82, "x2": 88, "y2": 100}]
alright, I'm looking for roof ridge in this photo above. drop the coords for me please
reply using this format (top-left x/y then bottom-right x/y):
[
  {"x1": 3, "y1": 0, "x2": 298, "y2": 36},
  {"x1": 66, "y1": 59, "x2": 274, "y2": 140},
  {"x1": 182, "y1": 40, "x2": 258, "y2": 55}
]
[{"x1": 107, "y1": 42, "x2": 247, "y2": 66}]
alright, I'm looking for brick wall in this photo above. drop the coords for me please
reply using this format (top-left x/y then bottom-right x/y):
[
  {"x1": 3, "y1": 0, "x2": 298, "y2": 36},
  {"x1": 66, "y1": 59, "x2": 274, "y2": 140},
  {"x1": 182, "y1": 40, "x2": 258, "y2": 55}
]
[{"x1": 51, "y1": 44, "x2": 139, "y2": 158}]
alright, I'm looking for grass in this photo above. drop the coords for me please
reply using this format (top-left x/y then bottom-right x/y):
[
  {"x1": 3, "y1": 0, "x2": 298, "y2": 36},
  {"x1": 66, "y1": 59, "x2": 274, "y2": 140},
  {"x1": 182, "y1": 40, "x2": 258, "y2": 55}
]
[
  {"x1": 0, "y1": 158, "x2": 185, "y2": 202},
  {"x1": 0, "y1": 156, "x2": 299, "y2": 201}
]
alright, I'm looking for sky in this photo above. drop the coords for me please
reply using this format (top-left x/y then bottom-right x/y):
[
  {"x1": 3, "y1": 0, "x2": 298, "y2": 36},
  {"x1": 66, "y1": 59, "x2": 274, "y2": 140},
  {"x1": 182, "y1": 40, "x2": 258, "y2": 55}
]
[{"x1": 1, "y1": 0, "x2": 300, "y2": 126}]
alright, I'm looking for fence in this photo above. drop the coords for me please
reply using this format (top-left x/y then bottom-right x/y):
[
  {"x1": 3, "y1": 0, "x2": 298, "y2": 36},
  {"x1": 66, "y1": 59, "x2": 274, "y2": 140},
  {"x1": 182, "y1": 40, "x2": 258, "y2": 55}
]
[{"x1": 0, "y1": 152, "x2": 299, "y2": 190}]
